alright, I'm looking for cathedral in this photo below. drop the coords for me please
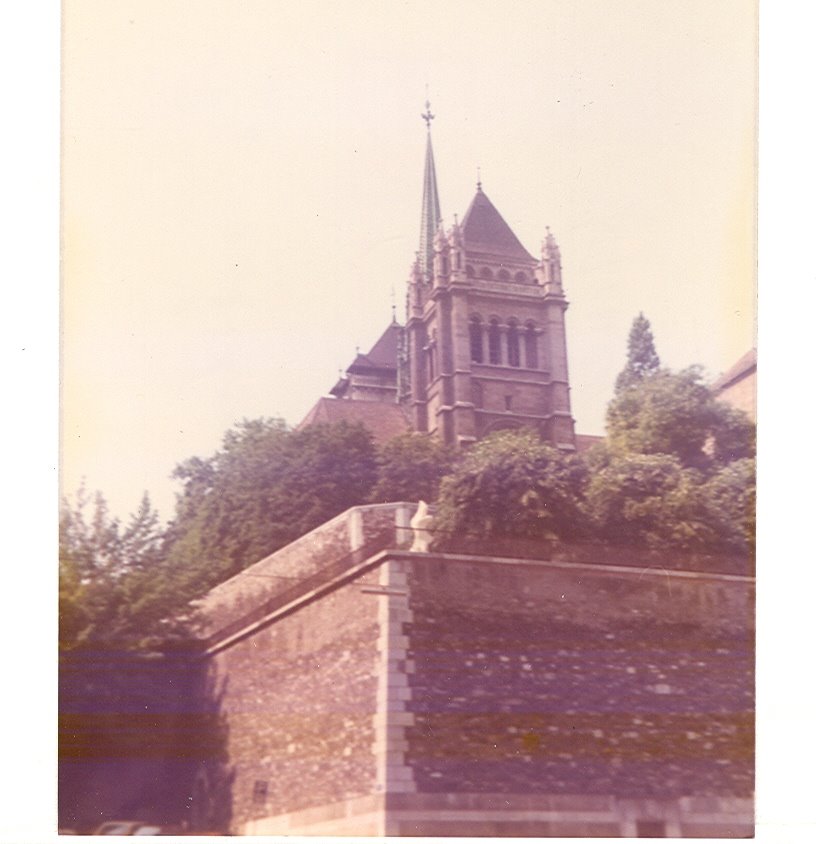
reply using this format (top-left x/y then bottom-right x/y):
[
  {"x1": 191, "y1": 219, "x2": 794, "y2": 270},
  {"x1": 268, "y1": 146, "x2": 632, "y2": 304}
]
[{"x1": 300, "y1": 103, "x2": 576, "y2": 449}]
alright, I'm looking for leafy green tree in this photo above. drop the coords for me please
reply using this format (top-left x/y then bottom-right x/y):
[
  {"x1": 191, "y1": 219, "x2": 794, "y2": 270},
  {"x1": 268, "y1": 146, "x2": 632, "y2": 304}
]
[
  {"x1": 435, "y1": 429, "x2": 588, "y2": 541},
  {"x1": 370, "y1": 433, "x2": 455, "y2": 503},
  {"x1": 615, "y1": 312, "x2": 661, "y2": 392},
  {"x1": 709, "y1": 402, "x2": 756, "y2": 467},
  {"x1": 583, "y1": 453, "x2": 714, "y2": 548},
  {"x1": 156, "y1": 418, "x2": 379, "y2": 607},
  {"x1": 700, "y1": 457, "x2": 756, "y2": 553},
  {"x1": 606, "y1": 366, "x2": 755, "y2": 471},
  {"x1": 59, "y1": 486, "x2": 166, "y2": 649},
  {"x1": 58, "y1": 554, "x2": 88, "y2": 651}
]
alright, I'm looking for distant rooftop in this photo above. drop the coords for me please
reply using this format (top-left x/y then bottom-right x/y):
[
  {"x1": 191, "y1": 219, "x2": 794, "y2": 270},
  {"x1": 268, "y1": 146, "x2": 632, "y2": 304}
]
[
  {"x1": 297, "y1": 397, "x2": 411, "y2": 443},
  {"x1": 711, "y1": 348, "x2": 757, "y2": 392}
]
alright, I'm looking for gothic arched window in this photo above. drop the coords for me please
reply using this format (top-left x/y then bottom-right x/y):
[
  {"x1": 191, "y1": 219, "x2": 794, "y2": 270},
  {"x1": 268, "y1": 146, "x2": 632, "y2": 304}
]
[
  {"x1": 466, "y1": 264, "x2": 475, "y2": 278},
  {"x1": 488, "y1": 319, "x2": 501, "y2": 365},
  {"x1": 525, "y1": 324, "x2": 538, "y2": 369},
  {"x1": 514, "y1": 271, "x2": 527, "y2": 284},
  {"x1": 498, "y1": 269, "x2": 511, "y2": 282},
  {"x1": 480, "y1": 266, "x2": 494, "y2": 280},
  {"x1": 469, "y1": 317, "x2": 483, "y2": 363},
  {"x1": 507, "y1": 321, "x2": 520, "y2": 367}
]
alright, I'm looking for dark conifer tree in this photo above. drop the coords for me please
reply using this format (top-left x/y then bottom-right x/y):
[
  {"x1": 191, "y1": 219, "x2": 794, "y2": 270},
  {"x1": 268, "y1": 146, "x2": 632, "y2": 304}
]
[{"x1": 615, "y1": 312, "x2": 661, "y2": 392}]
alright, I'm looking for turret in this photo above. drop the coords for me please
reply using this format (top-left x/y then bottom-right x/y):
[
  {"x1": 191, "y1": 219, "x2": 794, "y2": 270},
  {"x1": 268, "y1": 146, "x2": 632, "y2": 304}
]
[{"x1": 540, "y1": 226, "x2": 564, "y2": 295}]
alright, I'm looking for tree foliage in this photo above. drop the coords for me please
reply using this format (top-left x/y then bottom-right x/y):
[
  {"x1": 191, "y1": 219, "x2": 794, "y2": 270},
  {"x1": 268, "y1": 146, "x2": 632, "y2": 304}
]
[
  {"x1": 370, "y1": 433, "x2": 454, "y2": 504},
  {"x1": 615, "y1": 312, "x2": 661, "y2": 392},
  {"x1": 59, "y1": 487, "x2": 166, "y2": 650},
  {"x1": 60, "y1": 419, "x2": 381, "y2": 650},
  {"x1": 583, "y1": 453, "x2": 714, "y2": 548},
  {"x1": 435, "y1": 429, "x2": 587, "y2": 541},
  {"x1": 596, "y1": 348, "x2": 755, "y2": 552},
  {"x1": 699, "y1": 457, "x2": 756, "y2": 553},
  {"x1": 155, "y1": 418, "x2": 379, "y2": 607},
  {"x1": 606, "y1": 366, "x2": 755, "y2": 470}
]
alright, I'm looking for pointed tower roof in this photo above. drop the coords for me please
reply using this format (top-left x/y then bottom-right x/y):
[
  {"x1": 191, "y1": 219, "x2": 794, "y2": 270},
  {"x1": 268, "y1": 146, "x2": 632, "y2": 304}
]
[
  {"x1": 461, "y1": 184, "x2": 536, "y2": 263},
  {"x1": 418, "y1": 100, "x2": 441, "y2": 279}
]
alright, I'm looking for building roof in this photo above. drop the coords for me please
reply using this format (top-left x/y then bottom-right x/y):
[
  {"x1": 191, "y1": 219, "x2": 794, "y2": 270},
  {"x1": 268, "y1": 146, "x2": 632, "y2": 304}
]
[
  {"x1": 347, "y1": 321, "x2": 400, "y2": 372},
  {"x1": 461, "y1": 186, "x2": 537, "y2": 263},
  {"x1": 575, "y1": 433, "x2": 605, "y2": 453},
  {"x1": 711, "y1": 348, "x2": 757, "y2": 392},
  {"x1": 297, "y1": 397, "x2": 412, "y2": 443}
]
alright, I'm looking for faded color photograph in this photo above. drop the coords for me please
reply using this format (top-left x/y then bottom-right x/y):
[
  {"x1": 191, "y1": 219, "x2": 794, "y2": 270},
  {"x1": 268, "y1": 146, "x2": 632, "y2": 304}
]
[{"x1": 60, "y1": 0, "x2": 756, "y2": 836}]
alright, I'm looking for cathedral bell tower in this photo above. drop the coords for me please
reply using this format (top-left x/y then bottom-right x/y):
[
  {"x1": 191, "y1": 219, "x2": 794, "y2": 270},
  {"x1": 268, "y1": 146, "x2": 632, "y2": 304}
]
[{"x1": 405, "y1": 104, "x2": 576, "y2": 449}]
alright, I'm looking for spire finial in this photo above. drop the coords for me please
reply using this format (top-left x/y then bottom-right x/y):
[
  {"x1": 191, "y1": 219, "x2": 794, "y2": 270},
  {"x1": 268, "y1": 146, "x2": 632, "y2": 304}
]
[
  {"x1": 421, "y1": 96, "x2": 435, "y2": 131},
  {"x1": 390, "y1": 285, "x2": 397, "y2": 322},
  {"x1": 476, "y1": 165, "x2": 482, "y2": 191}
]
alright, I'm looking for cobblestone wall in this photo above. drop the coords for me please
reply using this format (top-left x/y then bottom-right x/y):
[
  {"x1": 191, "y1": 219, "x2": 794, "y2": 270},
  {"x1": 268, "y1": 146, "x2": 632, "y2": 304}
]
[
  {"x1": 402, "y1": 555, "x2": 754, "y2": 800},
  {"x1": 208, "y1": 570, "x2": 382, "y2": 831}
]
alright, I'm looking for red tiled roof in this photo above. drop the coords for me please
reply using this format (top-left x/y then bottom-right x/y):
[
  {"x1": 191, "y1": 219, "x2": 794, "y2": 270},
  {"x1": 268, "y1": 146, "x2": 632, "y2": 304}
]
[
  {"x1": 461, "y1": 188, "x2": 537, "y2": 263},
  {"x1": 297, "y1": 397, "x2": 412, "y2": 443},
  {"x1": 711, "y1": 348, "x2": 757, "y2": 392}
]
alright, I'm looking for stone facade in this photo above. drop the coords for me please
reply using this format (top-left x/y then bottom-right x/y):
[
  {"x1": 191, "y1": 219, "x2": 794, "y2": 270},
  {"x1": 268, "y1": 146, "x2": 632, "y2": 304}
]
[
  {"x1": 405, "y1": 189, "x2": 576, "y2": 449},
  {"x1": 299, "y1": 116, "x2": 577, "y2": 452},
  {"x1": 195, "y1": 503, "x2": 754, "y2": 836}
]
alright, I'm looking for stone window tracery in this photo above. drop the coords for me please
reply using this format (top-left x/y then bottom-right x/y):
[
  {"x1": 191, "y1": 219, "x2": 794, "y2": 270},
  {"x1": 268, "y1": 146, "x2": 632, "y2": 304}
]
[
  {"x1": 469, "y1": 317, "x2": 484, "y2": 363},
  {"x1": 508, "y1": 321, "x2": 520, "y2": 367},
  {"x1": 488, "y1": 319, "x2": 501, "y2": 365},
  {"x1": 525, "y1": 324, "x2": 538, "y2": 369}
]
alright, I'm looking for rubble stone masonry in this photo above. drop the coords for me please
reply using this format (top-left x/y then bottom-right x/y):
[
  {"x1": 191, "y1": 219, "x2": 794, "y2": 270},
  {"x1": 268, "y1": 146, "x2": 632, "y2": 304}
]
[{"x1": 198, "y1": 505, "x2": 753, "y2": 836}]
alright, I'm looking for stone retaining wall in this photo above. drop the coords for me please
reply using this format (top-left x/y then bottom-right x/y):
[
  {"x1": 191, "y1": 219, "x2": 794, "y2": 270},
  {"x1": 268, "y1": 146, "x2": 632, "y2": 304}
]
[
  {"x1": 402, "y1": 553, "x2": 754, "y2": 817},
  {"x1": 206, "y1": 569, "x2": 383, "y2": 829},
  {"x1": 197, "y1": 504, "x2": 754, "y2": 836}
]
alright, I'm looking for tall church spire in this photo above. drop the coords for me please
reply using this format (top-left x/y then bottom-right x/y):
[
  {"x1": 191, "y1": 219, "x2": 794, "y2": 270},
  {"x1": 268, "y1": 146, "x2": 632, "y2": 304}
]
[{"x1": 418, "y1": 99, "x2": 441, "y2": 281}]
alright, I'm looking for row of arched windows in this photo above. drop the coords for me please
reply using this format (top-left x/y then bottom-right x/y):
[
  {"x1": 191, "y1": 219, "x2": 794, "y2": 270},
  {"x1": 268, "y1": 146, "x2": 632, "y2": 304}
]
[
  {"x1": 470, "y1": 317, "x2": 539, "y2": 369},
  {"x1": 465, "y1": 265, "x2": 531, "y2": 284}
]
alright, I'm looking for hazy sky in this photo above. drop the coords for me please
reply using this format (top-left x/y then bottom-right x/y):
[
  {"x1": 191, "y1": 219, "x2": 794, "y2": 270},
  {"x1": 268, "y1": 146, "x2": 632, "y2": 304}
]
[{"x1": 62, "y1": 0, "x2": 757, "y2": 523}]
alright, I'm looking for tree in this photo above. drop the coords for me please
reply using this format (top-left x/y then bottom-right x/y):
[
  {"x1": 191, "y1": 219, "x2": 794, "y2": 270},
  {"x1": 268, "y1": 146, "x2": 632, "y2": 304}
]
[
  {"x1": 61, "y1": 419, "x2": 382, "y2": 649},
  {"x1": 435, "y1": 429, "x2": 587, "y2": 541},
  {"x1": 699, "y1": 457, "x2": 756, "y2": 553},
  {"x1": 615, "y1": 312, "x2": 661, "y2": 392},
  {"x1": 583, "y1": 453, "x2": 714, "y2": 549},
  {"x1": 156, "y1": 418, "x2": 379, "y2": 607},
  {"x1": 370, "y1": 433, "x2": 455, "y2": 503},
  {"x1": 606, "y1": 366, "x2": 755, "y2": 471},
  {"x1": 59, "y1": 487, "x2": 166, "y2": 649},
  {"x1": 708, "y1": 402, "x2": 756, "y2": 467}
]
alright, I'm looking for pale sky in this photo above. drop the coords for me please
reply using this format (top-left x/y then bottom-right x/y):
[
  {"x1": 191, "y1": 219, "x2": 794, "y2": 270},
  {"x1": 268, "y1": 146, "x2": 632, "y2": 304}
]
[{"x1": 61, "y1": 0, "x2": 757, "y2": 523}]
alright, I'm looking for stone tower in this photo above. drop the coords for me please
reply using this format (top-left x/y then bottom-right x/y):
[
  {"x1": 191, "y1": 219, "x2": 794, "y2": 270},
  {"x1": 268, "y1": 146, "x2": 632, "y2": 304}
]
[{"x1": 405, "y1": 106, "x2": 576, "y2": 448}]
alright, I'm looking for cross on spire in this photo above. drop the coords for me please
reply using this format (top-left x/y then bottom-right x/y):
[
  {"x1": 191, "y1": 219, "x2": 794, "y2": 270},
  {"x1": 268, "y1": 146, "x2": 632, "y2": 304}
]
[{"x1": 421, "y1": 98, "x2": 435, "y2": 130}]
